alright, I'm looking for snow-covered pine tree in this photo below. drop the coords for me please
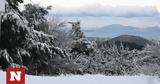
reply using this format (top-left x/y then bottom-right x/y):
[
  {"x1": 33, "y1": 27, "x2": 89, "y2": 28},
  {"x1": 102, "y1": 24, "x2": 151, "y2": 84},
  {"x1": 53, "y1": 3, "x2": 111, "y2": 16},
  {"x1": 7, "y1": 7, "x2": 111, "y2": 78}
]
[
  {"x1": 60, "y1": 21, "x2": 96, "y2": 74},
  {"x1": 0, "y1": 0, "x2": 70, "y2": 75},
  {"x1": 69, "y1": 21, "x2": 95, "y2": 56},
  {"x1": 22, "y1": 4, "x2": 51, "y2": 32}
]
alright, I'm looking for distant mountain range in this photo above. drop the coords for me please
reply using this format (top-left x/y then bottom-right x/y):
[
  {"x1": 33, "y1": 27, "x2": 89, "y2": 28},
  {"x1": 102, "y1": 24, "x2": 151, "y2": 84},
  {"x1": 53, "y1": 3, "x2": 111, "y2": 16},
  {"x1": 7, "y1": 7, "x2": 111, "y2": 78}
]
[{"x1": 83, "y1": 24, "x2": 160, "y2": 39}]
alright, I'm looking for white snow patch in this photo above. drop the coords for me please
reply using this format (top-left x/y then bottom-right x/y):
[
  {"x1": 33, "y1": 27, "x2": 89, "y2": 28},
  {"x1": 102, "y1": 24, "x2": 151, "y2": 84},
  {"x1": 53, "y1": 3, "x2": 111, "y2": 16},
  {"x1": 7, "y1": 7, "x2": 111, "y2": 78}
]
[
  {"x1": 0, "y1": 0, "x2": 6, "y2": 12},
  {"x1": 0, "y1": 71, "x2": 160, "y2": 84}
]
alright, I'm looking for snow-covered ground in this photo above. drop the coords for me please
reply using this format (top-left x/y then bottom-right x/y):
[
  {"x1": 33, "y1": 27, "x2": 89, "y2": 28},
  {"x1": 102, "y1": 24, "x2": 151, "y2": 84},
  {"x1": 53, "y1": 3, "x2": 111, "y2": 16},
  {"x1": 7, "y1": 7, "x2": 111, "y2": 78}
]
[{"x1": 0, "y1": 71, "x2": 160, "y2": 84}]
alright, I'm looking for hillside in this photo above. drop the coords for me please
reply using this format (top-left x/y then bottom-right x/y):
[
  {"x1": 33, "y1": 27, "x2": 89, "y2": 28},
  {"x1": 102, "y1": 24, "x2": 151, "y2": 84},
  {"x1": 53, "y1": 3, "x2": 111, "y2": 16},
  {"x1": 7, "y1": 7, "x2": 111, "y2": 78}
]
[
  {"x1": 98, "y1": 35, "x2": 152, "y2": 50},
  {"x1": 110, "y1": 35, "x2": 152, "y2": 46}
]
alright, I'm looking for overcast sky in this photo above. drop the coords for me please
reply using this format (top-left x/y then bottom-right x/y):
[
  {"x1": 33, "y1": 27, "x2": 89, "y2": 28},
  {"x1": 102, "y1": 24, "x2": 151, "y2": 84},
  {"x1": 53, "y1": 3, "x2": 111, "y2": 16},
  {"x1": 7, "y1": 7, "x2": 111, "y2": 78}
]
[
  {"x1": 24, "y1": 0, "x2": 160, "y2": 11},
  {"x1": 24, "y1": 0, "x2": 160, "y2": 28}
]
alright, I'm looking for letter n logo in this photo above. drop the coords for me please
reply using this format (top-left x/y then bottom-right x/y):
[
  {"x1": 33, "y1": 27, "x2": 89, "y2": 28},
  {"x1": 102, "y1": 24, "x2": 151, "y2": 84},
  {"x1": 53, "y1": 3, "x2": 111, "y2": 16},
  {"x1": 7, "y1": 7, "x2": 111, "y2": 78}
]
[{"x1": 6, "y1": 68, "x2": 25, "y2": 84}]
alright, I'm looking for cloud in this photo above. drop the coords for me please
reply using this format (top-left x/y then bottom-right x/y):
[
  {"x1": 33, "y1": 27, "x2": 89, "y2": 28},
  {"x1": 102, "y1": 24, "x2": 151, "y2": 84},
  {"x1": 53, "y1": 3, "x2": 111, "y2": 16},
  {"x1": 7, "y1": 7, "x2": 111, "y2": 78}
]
[{"x1": 50, "y1": 4, "x2": 160, "y2": 17}]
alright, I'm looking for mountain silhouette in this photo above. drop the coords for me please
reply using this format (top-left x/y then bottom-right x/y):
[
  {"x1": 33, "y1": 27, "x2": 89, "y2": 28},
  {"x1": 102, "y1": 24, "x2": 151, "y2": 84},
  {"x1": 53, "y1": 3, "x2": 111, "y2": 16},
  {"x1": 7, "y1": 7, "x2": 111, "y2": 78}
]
[{"x1": 83, "y1": 24, "x2": 160, "y2": 39}]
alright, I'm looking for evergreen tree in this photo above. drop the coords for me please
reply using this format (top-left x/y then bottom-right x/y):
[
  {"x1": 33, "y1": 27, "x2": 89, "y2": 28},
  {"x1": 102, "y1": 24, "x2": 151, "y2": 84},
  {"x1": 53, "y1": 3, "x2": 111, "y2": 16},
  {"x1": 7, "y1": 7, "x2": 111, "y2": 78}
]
[
  {"x1": 22, "y1": 4, "x2": 51, "y2": 32},
  {"x1": 69, "y1": 21, "x2": 95, "y2": 56}
]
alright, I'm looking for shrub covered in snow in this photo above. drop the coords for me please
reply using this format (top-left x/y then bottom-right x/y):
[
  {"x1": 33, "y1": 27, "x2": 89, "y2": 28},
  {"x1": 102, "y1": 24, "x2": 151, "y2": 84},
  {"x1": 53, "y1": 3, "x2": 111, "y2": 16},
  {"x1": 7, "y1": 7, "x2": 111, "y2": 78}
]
[{"x1": 136, "y1": 41, "x2": 160, "y2": 76}]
